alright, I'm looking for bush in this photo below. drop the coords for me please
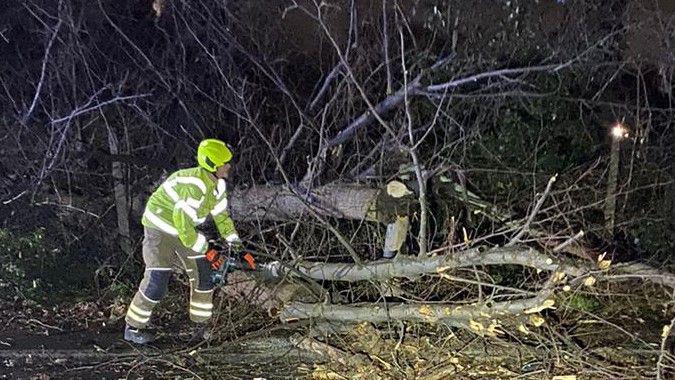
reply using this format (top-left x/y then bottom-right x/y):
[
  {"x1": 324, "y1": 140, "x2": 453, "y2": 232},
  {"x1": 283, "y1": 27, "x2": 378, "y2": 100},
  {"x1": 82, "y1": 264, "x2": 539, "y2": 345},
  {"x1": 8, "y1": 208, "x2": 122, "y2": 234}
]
[{"x1": 0, "y1": 228, "x2": 95, "y2": 303}]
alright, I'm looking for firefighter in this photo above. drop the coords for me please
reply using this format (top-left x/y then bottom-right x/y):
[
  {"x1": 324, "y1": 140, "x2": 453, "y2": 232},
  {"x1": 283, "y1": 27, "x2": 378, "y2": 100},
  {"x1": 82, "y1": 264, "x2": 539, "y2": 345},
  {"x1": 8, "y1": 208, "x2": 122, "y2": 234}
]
[{"x1": 124, "y1": 138, "x2": 247, "y2": 344}]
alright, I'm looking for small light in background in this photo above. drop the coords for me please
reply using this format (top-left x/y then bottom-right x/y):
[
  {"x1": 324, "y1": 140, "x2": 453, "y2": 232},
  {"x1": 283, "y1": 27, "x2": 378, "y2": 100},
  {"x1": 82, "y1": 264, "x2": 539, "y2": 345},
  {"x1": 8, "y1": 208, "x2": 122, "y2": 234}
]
[{"x1": 611, "y1": 123, "x2": 628, "y2": 139}]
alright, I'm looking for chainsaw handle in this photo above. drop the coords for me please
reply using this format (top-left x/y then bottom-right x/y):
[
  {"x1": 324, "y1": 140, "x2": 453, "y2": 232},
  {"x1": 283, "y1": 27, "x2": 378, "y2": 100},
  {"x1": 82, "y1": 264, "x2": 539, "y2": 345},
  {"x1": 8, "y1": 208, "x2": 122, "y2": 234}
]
[{"x1": 241, "y1": 252, "x2": 256, "y2": 270}]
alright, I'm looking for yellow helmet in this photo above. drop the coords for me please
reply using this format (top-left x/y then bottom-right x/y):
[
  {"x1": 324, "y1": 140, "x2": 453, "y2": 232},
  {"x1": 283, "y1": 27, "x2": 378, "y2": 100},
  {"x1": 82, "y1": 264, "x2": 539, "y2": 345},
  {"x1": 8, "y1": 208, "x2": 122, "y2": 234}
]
[{"x1": 197, "y1": 139, "x2": 233, "y2": 172}]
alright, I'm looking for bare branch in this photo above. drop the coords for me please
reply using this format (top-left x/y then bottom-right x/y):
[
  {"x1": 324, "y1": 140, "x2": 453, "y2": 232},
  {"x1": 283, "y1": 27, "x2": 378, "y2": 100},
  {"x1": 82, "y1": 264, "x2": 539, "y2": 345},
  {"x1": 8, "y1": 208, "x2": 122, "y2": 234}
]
[
  {"x1": 22, "y1": 13, "x2": 62, "y2": 124},
  {"x1": 49, "y1": 94, "x2": 150, "y2": 125},
  {"x1": 307, "y1": 64, "x2": 342, "y2": 112},
  {"x1": 398, "y1": 21, "x2": 428, "y2": 257},
  {"x1": 425, "y1": 63, "x2": 565, "y2": 93},
  {"x1": 280, "y1": 292, "x2": 551, "y2": 330}
]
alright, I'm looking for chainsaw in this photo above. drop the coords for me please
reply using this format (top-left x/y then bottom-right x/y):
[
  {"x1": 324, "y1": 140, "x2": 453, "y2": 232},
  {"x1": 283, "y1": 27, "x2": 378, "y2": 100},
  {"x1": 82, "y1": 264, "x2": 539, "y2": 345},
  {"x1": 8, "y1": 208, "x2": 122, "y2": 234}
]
[{"x1": 206, "y1": 243, "x2": 276, "y2": 287}]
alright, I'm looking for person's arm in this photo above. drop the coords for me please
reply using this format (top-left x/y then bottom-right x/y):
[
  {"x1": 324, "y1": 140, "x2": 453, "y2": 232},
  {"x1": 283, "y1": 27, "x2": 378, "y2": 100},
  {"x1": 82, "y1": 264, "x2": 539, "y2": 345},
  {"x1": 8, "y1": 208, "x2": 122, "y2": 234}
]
[
  {"x1": 210, "y1": 181, "x2": 240, "y2": 245},
  {"x1": 172, "y1": 183, "x2": 208, "y2": 253}
]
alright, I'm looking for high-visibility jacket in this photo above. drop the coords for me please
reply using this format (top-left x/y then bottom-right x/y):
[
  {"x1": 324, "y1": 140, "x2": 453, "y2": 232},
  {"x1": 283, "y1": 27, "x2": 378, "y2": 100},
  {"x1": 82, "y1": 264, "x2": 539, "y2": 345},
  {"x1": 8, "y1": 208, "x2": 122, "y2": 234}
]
[{"x1": 141, "y1": 167, "x2": 239, "y2": 254}]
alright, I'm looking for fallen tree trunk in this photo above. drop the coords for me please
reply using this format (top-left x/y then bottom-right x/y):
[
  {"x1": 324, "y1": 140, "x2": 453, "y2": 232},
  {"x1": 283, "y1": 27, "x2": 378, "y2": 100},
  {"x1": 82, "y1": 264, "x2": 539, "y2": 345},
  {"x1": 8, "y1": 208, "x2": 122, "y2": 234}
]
[
  {"x1": 129, "y1": 181, "x2": 674, "y2": 289},
  {"x1": 227, "y1": 178, "x2": 469, "y2": 223},
  {"x1": 229, "y1": 183, "x2": 378, "y2": 222}
]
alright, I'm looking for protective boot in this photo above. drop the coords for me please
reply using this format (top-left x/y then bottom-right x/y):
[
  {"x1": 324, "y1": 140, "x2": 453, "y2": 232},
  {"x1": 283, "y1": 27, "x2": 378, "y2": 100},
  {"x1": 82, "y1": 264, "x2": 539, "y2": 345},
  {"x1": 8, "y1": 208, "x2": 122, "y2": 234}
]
[{"x1": 124, "y1": 324, "x2": 156, "y2": 344}]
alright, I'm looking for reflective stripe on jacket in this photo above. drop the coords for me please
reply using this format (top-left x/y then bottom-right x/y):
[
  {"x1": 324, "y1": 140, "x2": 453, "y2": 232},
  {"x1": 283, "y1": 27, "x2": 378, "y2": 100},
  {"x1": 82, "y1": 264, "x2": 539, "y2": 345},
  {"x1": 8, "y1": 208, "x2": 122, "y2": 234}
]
[{"x1": 141, "y1": 167, "x2": 239, "y2": 253}]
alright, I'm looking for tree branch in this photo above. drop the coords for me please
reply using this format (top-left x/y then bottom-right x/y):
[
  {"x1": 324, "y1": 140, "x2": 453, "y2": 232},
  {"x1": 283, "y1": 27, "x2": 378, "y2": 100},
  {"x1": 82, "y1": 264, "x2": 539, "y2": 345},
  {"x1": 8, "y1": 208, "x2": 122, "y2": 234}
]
[
  {"x1": 276, "y1": 246, "x2": 585, "y2": 282},
  {"x1": 507, "y1": 174, "x2": 557, "y2": 246},
  {"x1": 22, "y1": 11, "x2": 62, "y2": 124},
  {"x1": 280, "y1": 292, "x2": 551, "y2": 333}
]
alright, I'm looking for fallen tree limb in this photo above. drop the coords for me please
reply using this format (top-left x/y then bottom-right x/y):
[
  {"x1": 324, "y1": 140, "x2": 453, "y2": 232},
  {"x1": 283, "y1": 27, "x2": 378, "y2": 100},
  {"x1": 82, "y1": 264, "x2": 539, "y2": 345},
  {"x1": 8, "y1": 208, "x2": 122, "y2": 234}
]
[
  {"x1": 302, "y1": 58, "x2": 570, "y2": 183},
  {"x1": 278, "y1": 246, "x2": 674, "y2": 288},
  {"x1": 280, "y1": 293, "x2": 550, "y2": 335},
  {"x1": 609, "y1": 263, "x2": 675, "y2": 289},
  {"x1": 278, "y1": 264, "x2": 564, "y2": 334},
  {"x1": 323, "y1": 74, "x2": 422, "y2": 151},
  {"x1": 283, "y1": 246, "x2": 585, "y2": 282}
]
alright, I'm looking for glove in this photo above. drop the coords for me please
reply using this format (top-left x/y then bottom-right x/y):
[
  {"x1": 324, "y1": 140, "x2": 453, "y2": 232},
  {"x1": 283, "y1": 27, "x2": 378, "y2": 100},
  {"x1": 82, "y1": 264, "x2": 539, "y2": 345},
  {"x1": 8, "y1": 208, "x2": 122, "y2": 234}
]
[
  {"x1": 205, "y1": 243, "x2": 225, "y2": 270},
  {"x1": 239, "y1": 251, "x2": 256, "y2": 270}
]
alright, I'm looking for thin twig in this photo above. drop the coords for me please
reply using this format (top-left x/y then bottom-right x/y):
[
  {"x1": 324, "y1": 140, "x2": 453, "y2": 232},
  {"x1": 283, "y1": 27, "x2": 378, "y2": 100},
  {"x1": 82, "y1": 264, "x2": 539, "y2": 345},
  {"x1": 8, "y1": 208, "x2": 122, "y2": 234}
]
[
  {"x1": 397, "y1": 23, "x2": 428, "y2": 257},
  {"x1": 2, "y1": 190, "x2": 27, "y2": 205},
  {"x1": 25, "y1": 318, "x2": 64, "y2": 332}
]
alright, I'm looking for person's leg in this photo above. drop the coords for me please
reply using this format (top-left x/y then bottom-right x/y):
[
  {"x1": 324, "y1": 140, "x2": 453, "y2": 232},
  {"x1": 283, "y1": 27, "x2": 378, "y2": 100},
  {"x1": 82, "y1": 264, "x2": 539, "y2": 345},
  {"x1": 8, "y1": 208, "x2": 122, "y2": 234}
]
[
  {"x1": 174, "y1": 248, "x2": 215, "y2": 342},
  {"x1": 124, "y1": 227, "x2": 173, "y2": 343},
  {"x1": 178, "y1": 251, "x2": 215, "y2": 323}
]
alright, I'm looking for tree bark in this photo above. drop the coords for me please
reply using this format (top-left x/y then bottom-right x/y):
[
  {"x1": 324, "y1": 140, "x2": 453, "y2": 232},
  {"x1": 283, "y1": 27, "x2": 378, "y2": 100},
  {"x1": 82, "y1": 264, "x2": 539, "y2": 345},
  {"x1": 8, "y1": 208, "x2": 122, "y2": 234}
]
[
  {"x1": 229, "y1": 182, "x2": 378, "y2": 222},
  {"x1": 604, "y1": 133, "x2": 622, "y2": 234},
  {"x1": 107, "y1": 127, "x2": 132, "y2": 258}
]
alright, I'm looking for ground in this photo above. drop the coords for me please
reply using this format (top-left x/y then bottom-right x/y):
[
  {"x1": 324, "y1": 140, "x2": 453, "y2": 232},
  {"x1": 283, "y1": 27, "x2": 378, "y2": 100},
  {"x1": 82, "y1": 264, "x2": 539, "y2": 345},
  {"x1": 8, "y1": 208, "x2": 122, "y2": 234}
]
[
  {"x1": 0, "y1": 298, "x2": 317, "y2": 379},
  {"x1": 1, "y1": 279, "x2": 672, "y2": 379}
]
